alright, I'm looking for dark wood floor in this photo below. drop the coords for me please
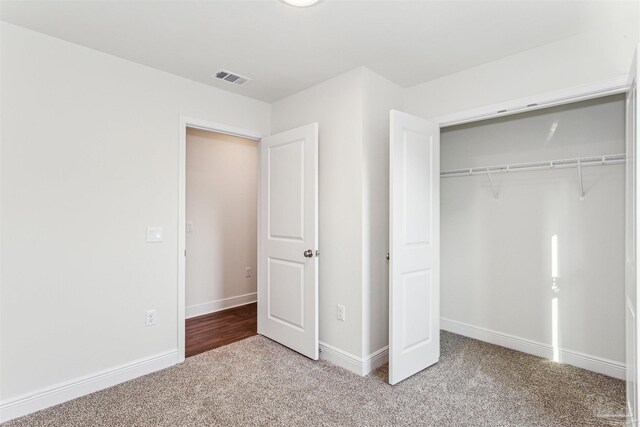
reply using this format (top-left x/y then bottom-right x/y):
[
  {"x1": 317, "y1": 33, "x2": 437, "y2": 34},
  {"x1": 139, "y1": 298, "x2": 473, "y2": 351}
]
[{"x1": 185, "y1": 302, "x2": 257, "y2": 358}]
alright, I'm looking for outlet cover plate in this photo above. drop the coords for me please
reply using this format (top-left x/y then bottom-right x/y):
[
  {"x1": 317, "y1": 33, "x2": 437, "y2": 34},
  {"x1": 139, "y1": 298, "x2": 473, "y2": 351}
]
[{"x1": 145, "y1": 309, "x2": 157, "y2": 326}]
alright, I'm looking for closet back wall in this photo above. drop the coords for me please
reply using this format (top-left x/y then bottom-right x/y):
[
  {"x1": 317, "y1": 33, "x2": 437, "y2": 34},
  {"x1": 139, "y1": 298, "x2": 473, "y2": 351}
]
[
  {"x1": 186, "y1": 129, "x2": 258, "y2": 318},
  {"x1": 440, "y1": 95, "x2": 625, "y2": 365}
]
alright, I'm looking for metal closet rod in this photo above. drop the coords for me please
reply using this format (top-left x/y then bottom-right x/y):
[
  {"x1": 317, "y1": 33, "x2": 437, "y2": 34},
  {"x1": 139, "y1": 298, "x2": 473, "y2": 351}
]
[{"x1": 440, "y1": 153, "x2": 626, "y2": 178}]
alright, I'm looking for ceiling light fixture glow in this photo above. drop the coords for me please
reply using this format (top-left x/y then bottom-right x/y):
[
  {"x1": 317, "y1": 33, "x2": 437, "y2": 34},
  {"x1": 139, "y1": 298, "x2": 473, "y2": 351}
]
[{"x1": 282, "y1": 0, "x2": 320, "y2": 7}]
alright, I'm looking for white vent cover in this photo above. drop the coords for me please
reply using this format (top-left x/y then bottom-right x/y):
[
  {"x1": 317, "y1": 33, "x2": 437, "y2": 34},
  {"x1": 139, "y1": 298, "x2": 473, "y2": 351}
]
[{"x1": 214, "y1": 69, "x2": 251, "y2": 86}]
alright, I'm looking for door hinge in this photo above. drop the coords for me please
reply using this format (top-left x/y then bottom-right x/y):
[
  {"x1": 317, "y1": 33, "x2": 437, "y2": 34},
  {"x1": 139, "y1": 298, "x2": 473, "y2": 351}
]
[
  {"x1": 386, "y1": 252, "x2": 390, "y2": 261},
  {"x1": 184, "y1": 250, "x2": 187, "y2": 257},
  {"x1": 316, "y1": 250, "x2": 320, "y2": 257}
]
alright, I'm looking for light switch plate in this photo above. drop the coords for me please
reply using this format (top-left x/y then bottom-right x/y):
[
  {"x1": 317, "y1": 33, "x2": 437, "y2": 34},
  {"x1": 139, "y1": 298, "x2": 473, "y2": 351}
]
[
  {"x1": 147, "y1": 227, "x2": 163, "y2": 242},
  {"x1": 186, "y1": 222, "x2": 194, "y2": 232}
]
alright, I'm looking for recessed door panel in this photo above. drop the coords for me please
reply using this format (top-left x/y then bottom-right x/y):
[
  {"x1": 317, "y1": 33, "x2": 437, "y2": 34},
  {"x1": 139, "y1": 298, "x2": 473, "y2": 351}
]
[
  {"x1": 268, "y1": 140, "x2": 304, "y2": 241},
  {"x1": 402, "y1": 269, "x2": 432, "y2": 352},
  {"x1": 403, "y1": 131, "x2": 432, "y2": 246},
  {"x1": 268, "y1": 258, "x2": 304, "y2": 330}
]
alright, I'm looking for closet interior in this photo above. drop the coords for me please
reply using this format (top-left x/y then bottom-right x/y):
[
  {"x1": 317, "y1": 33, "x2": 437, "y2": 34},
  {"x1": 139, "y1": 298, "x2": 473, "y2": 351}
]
[{"x1": 439, "y1": 94, "x2": 626, "y2": 377}]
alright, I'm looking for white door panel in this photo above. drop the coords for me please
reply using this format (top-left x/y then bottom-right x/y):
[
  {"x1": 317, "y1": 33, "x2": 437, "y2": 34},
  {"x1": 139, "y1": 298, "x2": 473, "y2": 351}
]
[
  {"x1": 268, "y1": 140, "x2": 305, "y2": 240},
  {"x1": 626, "y1": 45, "x2": 639, "y2": 426},
  {"x1": 389, "y1": 110, "x2": 440, "y2": 385},
  {"x1": 259, "y1": 123, "x2": 319, "y2": 360}
]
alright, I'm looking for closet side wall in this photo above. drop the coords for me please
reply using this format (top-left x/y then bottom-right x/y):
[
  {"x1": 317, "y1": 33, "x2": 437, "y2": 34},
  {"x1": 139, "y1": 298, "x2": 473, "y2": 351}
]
[{"x1": 440, "y1": 95, "x2": 626, "y2": 364}]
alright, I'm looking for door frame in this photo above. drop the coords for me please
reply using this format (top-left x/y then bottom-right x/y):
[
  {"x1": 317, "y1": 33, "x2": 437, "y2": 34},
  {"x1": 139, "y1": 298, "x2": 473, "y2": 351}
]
[
  {"x1": 434, "y1": 75, "x2": 629, "y2": 128},
  {"x1": 416, "y1": 75, "x2": 631, "y2": 376},
  {"x1": 178, "y1": 116, "x2": 263, "y2": 363}
]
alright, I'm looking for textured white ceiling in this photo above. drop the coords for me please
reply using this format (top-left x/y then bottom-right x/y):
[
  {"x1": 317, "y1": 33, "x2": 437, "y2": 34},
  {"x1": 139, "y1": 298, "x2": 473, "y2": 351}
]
[{"x1": 1, "y1": 0, "x2": 636, "y2": 102}]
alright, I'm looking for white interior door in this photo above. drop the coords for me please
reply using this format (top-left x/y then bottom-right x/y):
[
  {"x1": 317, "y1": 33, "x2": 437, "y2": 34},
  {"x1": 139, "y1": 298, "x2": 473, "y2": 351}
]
[
  {"x1": 258, "y1": 123, "x2": 319, "y2": 360},
  {"x1": 389, "y1": 110, "x2": 440, "y2": 385},
  {"x1": 626, "y1": 46, "x2": 639, "y2": 426}
]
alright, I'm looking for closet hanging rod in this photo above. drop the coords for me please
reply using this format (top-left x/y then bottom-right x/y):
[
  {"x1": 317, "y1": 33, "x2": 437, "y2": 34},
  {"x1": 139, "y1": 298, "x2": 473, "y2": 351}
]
[{"x1": 440, "y1": 153, "x2": 626, "y2": 178}]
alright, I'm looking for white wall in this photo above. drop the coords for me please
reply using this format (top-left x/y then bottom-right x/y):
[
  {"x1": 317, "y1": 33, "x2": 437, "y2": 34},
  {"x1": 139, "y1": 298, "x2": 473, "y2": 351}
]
[
  {"x1": 404, "y1": 14, "x2": 639, "y2": 119},
  {"x1": 271, "y1": 68, "x2": 365, "y2": 359},
  {"x1": 361, "y1": 69, "x2": 403, "y2": 358},
  {"x1": 185, "y1": 129, "x2": 257, "y2": 317},
  {"x1": 440, "y1": 95, "x2": 625, "y2": 363},
  {"x1": 0, "y1": 22, "x2": 270, "y2": 405}
]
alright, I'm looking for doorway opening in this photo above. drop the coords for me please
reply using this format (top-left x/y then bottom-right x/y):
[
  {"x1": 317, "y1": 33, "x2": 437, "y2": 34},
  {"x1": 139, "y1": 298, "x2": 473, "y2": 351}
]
[
  {"x1": 178, "y1": 118, "x2": 319, "y2": 363},
  {"x1": 184, "y1": 128, "x2": 258, "y2": 358}
]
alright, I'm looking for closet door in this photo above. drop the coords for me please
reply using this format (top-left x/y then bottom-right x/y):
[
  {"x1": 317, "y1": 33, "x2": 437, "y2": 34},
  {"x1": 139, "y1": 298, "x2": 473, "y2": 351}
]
[
  {"x1": 389, "y1": 110, "x2": 440, "y2": 385},
  {"x1": 626, "y1": 46, "x2": 640, "y2": 425}
]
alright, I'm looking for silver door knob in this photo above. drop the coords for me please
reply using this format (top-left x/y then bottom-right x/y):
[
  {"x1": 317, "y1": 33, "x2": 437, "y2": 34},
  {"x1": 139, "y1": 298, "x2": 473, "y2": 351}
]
[{"x1": 304, "y1": 249, "x2": 313, "y2": 258}]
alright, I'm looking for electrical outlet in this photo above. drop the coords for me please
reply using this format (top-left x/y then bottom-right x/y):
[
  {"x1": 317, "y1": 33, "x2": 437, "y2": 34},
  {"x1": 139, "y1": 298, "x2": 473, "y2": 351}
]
[
  {"x1": 337, "y1": 304, "x2": 345, "y2": 321},
  {"x1": 145, "y1": 309, "x2": 157, "y2": 327},
  {"x1": 245, "y1": 267, "x2": 251, "y2": 278}
]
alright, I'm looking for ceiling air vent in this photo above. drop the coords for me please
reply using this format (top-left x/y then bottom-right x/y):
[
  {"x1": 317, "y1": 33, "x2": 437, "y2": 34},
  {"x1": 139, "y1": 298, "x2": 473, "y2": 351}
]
[{"x1": 214, "y1": 69, "x2": 251, "y2": 86}]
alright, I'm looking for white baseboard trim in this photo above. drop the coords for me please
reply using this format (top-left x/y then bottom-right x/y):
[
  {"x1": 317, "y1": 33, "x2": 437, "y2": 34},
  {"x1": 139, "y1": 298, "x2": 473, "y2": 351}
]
[
  {"x1": 186, "y1": 292, "x2": 257, "y2": 319},
  {"x1": 319, "y1": 341, "x2": 362, "y2": 375},
  {"x1": 318, "y1": 342, "x2": 388, "y2": 376},
  {"x1": 0, "y1": 350, "x2": 178, "y2": 423},
  {"x1": 363, "y1": 346, "x2": 389, "y2": 374},
  {"x1": 441, "y1": 318, "x2": 625, "y2": 380}
]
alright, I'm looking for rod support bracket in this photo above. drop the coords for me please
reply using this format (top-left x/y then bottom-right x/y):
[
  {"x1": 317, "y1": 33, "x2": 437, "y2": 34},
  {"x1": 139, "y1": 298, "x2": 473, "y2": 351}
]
[
  {"x1": 486, "y1": 170, "x2": 499, "y2": 199},
  {"x1": 577, "y1": 159, "x2": 585, "y2": 200}
]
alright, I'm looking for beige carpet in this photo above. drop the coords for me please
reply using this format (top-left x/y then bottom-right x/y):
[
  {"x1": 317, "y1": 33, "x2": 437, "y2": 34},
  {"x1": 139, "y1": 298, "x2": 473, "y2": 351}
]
[{"x1": 4, "y1": 332, "x2": 626, "y2": 426}]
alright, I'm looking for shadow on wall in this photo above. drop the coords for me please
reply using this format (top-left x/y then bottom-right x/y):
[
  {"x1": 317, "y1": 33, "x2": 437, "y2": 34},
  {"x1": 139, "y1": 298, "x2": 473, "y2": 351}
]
[{"x1": 551, "y1": 233, "x2": 560, "y2": 362}]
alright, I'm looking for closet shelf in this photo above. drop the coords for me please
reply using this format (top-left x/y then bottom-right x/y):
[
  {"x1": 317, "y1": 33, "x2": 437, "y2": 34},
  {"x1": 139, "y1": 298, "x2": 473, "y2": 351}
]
[
  {"x1": 440, "y1": 153, "x2": 626, "y2": 178},
  {"x1": 440, "y1": 153, "x2": 626, "y2": 200}
]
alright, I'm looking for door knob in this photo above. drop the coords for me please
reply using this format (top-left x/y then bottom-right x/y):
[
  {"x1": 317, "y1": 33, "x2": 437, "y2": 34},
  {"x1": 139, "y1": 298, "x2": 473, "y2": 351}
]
[{"x1": 304, "y1": 249, "x2": 313, "y2": 258}]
